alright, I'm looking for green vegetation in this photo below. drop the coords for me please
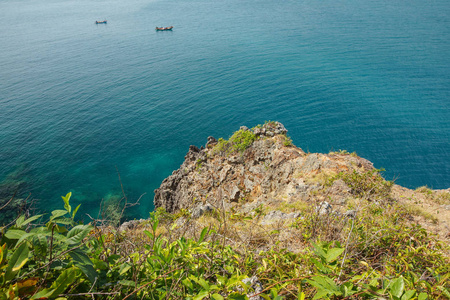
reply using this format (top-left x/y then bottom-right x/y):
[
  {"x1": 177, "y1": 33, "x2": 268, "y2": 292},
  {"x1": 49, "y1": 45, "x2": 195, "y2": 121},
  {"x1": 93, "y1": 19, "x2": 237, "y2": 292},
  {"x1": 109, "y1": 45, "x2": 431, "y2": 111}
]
[
  {"x1": 211, "y1": 129, "x2": 258, "y2": 156},
  {"x1": 328, "y1": 168, "x2": 394, "y2": 200},
  {"x1": 0, "y1": 186, "x2": 448, "y2": 299}
]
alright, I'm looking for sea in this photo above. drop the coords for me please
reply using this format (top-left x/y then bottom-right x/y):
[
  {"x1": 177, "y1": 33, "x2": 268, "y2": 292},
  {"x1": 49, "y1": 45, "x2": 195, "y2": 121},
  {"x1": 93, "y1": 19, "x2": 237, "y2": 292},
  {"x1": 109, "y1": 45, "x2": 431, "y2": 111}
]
[{"x1": 0, "y1": 0, "x2": 449, "y2": 221}]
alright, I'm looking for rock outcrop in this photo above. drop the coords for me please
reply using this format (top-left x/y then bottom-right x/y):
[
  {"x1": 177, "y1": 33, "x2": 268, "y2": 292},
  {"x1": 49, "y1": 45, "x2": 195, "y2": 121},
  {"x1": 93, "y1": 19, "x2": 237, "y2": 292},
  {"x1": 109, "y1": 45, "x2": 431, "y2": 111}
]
[
  {"x1": 154, "y1": 122, "x2": 373, "y2": 215},
  {"x1": 154, "y1": 122, "x2": 450, "y2": 245}
]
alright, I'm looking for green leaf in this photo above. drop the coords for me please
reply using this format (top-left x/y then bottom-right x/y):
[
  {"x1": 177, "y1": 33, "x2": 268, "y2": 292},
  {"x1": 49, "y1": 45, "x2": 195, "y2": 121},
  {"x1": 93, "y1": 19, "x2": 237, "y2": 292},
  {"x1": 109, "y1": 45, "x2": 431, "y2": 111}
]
[
  {"x1": 72, "y1": 204, "x2": 81, "y2": 219},
  {"x1": 298, "y1": 292, "x2": 306, "y2": 300},
  {"x1": 119, "y1": 263, "x2": 132, "y2": 275},
  {"x1": 144, "y1": 230, "x2": 153, "y2": 240},
  {"x1": 227, "y1": 293, "x2": 247, "y2": 300},
  {"x1": 54, "y1": 218, "x2": 75, "y2": 225},
  {"x1": 5, "y1": 243, "x2": 29, "y2": 281},
  {"x1": 4, "y1": 229, "x2": 27, "y2": 240},
  {"x1": 191, "y1": 277, "x2": 210, "y2": 291},
  {"x1": 17, "y1": 214, "x2": 43, "y2": 228},
  {"x1": 401, "y1": 290, "x2": 415, "y2": 300},
  {"x1": 182, "y1": 278, "x2": 194, "y2": 291},
  {"x1": 50, "y1": 210, "x2": 69, "y2": 221},
  {"x1": 418, "y1": 292, "x2": 428, "y2": 300},
  {"x1": 211, "y1": 293, "x2": 224, "y2": 300},
  {"x1": 198, "y1": 227, "x2": 209, "y2": 243},
  {"x1": 193, "y1": 290, "x2": 209, "y2": 300},
  {"x1": 31, "y1": 267, "x2": 79, "y2": 299},
  {"x1": 32, "y1": 234, "x2": 48, "y2": 258},
  {"x1": 66, "y1": 225, "x2": 92, "y2": 245},
  {"x1": 15, "y1": 215, "x2": 25, "y2": 228},
  {"x1": 119, "y1": 280, "x2": 136, "y2": 287},
  {"x1": 62, "y1": 192, "x2": 72, "y2": 214},
  {"x1": 307, "y1": 275, "x2": 340, "y2": 292},
  {"x1": 436, "y1": 286, "x2": 450, "y2": 299},
  {"x1": 390, "y1": 277, "x2": 405, "y2": 298},
  {"x1": 312, "y1": 289, "x2": 329, "y2": 300},
  {"x1": 69, "y1": 249, "x2": 97, "y2": 283},
  {"x1": 325, "y1": 247, "x2": 345, "y2": 263},
  {"x1": 312, "y1": 242, "x2": 327, "y2": 260}
]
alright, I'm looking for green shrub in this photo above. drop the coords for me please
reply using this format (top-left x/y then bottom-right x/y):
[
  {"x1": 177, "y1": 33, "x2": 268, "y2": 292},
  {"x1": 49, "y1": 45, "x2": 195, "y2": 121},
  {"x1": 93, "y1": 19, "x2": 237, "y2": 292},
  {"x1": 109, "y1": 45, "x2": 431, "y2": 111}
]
[{"x1": 211, "y1": 129, "x2": 257, "y2": 156}]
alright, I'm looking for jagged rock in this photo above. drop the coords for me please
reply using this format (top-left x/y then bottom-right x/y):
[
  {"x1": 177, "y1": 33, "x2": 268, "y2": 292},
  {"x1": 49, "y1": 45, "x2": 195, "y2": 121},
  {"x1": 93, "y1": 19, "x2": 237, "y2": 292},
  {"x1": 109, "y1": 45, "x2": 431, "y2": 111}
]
[
  {"x1": 240, "y1": 126, "x2": 249, "y2": 131},
  {"x1": 229, "y1": 186, "x2": 241, "y2": 202},
  {"x1": 154, "y1": 123, "x2": 377, "y2": 217},
  {"x1": 206, "y1": 136, "x2": 217, "y2": 147},
  {"x1": 316, "y1": 201, "x2": 332, "y2": 215},
  {"x1": 242, "y1": 276, "x2": 264, "y2": 300},
  {"x1": 191, "y1": 203, "x2": 214, "y2": 218}
]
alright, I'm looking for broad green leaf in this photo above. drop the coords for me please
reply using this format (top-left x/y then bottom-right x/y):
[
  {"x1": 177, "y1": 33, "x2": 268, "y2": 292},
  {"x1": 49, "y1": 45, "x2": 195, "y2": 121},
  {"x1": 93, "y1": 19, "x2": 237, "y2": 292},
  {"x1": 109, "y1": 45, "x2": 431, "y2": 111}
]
[
  {"x1": 119, "y1": 262, "x2": 132, "y2": 275},
  {"x1": 182, "y1": 278, "x2": 194, "y2": 290},
  {"x1": 211, "y1": 293, "x2": 224, "y2": 300},
  {"x1": 312, "y1": 242, "x2": 327, "y2": 260},
  {"x1": 5, "y1": 243, "x2": 29, "y2": 281},
  {"x1": 312, "y1": 289, "x2": 329, "y2": 300},
  {"x1": 66, "y1": 225, "x2": 92, "y2": 245},
  {"x1": 17, "y1": 215, "x2": 43, "y2": 228},
  {"x1": 325, "y1": 247, "x2": 345, "y2": 263},
  {"x1": 62, "y1": 192, "x2": 72, "y2": 214},
  {"x1": 31, "y1": 267, "x2": 79, "y2": 299},
  {"x1": 191, "y1": 277, "x2": 210, "y2": 291},
  {"x1": 390, "y1": 277, "x2": 405, "y2": 298},
  {"x1": 69, "y1": 249, "x2": 97, "y2": 283},
  {"x1": 193, "y1": 290, "x2": 209, "y2": 300},
  {"x1": 401, "y1": 290, "x2": 415, "y2": 300},
  {"x1": 307, "y1": 275, "x2": 340, "y2": 292},
  {"x1": 298, "y1": 292, "x2": 306, "y2": 300},
  {"x1": 32, "y1": 234, "x2": 48, "y2": 258},
  {"x1": 15, "y1": 215, "x2": 25, "y2": 228},
  {"x1": 50, "y1": 210, "x2": 69, "y2": 221},
  {"x1": 5, "y1": 229, "x2": 27, "y2": 240},
  {"x1": 418, "y1": 293, "x2": 427, "y2": 300},
  {"x1": 54, "y1": 218, "x2": 75, "y2": 225}
]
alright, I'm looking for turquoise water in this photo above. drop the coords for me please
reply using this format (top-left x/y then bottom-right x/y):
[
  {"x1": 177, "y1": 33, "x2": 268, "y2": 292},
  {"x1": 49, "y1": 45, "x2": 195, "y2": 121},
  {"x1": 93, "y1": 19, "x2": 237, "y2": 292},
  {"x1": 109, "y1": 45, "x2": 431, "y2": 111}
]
[{"x1": 0, "y1": 0, "x2": 449, "y2": 219}]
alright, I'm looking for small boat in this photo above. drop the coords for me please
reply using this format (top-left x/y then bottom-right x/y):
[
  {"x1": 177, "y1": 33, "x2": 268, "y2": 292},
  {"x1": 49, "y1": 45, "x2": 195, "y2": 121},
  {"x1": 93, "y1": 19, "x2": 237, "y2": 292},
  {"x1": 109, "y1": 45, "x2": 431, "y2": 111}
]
[
  {"x1": 155, "y1": 26, "x2": 173, "y2": 31},
  {"x1": 95, "y1": 20, "x2": 107, "y2": 24}
]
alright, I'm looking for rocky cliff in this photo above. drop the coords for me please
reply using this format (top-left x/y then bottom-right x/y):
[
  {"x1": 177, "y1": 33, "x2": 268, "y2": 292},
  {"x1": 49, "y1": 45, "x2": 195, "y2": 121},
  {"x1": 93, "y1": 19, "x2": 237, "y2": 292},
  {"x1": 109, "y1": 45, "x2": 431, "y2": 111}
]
[{"x1": 154, "y1": 122, "x2": 450, "y2": 242}]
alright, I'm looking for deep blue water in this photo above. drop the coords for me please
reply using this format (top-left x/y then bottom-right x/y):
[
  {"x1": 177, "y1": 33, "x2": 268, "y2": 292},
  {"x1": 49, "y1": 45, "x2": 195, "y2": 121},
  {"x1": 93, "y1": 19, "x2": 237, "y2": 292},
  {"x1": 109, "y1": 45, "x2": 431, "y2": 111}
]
[{"x1": 0, "y1": 0, "x2": 449, "y2": 220}]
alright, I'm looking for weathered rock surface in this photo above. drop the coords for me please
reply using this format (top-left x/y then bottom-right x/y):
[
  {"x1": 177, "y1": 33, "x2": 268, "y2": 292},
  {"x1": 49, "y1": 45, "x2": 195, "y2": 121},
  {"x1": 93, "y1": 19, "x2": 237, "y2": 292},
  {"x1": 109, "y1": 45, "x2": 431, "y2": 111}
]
[{"x1": 154, "y1": 122, "x2": 374, "y2": 216}]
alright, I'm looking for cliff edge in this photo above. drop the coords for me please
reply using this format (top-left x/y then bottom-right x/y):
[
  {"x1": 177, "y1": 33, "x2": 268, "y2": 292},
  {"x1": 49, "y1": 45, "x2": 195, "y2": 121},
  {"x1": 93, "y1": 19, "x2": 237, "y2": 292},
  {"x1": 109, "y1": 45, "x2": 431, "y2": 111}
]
[{"x1": 154, "y1": 122, "x2": 450, "y2": 244}]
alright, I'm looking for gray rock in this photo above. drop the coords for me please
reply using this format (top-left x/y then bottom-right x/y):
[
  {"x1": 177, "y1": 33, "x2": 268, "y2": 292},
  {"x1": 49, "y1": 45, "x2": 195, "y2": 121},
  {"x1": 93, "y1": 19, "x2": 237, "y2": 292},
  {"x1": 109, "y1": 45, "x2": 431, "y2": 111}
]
[
  {"x1": 240, "y1": 126, "x2": 249, "y2": 131},
  {"x1": 242, "y1": 276, "x2": 263, "y2": 300},
  {"x1": 206, "y1": 136, "x2": 217, "y2": 147},
  {"x1": 316, "y1": 201, "x2": 332, "y2": 215},
  {"x1": 229, "y1": 186, "x2": 241, "y2": 202},
  {"x1": 191, "y1": 204, "x2": 214, "y2": 218},
  {"x1": 119, "y1": 219, "x2": 145, "y2": 232}
]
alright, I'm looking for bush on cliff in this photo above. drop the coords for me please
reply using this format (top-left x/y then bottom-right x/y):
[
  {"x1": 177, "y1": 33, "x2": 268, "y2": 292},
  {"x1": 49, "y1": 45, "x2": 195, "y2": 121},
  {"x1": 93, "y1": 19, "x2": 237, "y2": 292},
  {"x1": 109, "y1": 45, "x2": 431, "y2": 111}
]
[
  {"x1": 212, "y1": 129, "x2": 258, "y2": 156},
  {"x1": 0, "y1": 190, "x2": 449, "y2": 299}
]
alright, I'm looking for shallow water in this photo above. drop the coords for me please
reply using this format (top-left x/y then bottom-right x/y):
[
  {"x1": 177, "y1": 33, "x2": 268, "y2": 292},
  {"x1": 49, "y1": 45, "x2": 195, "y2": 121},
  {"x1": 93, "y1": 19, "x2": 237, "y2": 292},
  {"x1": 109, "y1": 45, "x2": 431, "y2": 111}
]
[{"x1": 0, "y1": 0, "x2": 449, "y2": 219}]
